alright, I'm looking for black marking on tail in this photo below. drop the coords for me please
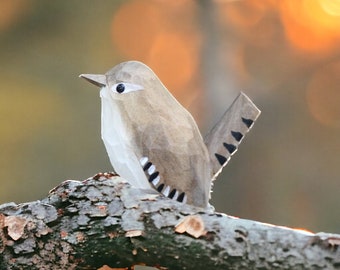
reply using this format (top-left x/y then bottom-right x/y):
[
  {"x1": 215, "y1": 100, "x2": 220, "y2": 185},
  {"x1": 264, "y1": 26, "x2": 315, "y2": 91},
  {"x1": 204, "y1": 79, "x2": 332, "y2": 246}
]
[
  {"x1": 223, "y1": 143, "x2": 237, "y2": 154},
  {"x1": 215, "y1": 153, "x2": 227, "y2": 166},
  {"x1": 143, "y1": 162, "x2": 152, "y2": 171},
  {"x1": 149, "y1": 171, "x2": 159, "y2": 182},
  {"x1": 231, "y1": 131, "x2": 243, "y2": 142},
  {"x1": 177, "y1": 192, "x2": 186, "y2": 202},
  {"x1": 168, "y1": 189, "x2": 177, "y2": 199},
  {"x1": 157, "y1": 183, "x2": 165, "y2": 192},
  {"x1": 242, "y1": 117, "x2": 254, "y2": 128}
]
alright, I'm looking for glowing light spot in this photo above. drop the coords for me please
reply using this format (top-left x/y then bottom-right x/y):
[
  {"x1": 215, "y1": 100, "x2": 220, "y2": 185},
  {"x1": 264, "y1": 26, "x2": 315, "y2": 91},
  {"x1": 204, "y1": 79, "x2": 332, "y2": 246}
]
[
  {"x1": 147, "y1": 33, "x2": 199, "y2": 92},
  {"x1": 111, "y1": 1, "x2": 164, "y2": 60},
  {"x1": 111, "y1": 0, "x2": 200, "y2": 98},
  {"x1": 280, "y1": 0, "x2": 340, "y2": 54},
  {"x1": 319, "y1": 0, "x2": 340, "y2": 16},
  {"x1": 0, "y1": 0, "x2": 32, "y2": 32}
]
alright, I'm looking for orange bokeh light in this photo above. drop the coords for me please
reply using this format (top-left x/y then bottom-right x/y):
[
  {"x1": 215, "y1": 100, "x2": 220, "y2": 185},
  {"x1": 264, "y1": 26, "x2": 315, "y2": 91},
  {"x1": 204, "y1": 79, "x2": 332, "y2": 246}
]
[
  {"x1": 111, "y1": 1, "x2": 164, "y2": 61},
  {"x1": 0, "y1": 0, "x2": 31, "y2": 32},
  {"x1": 319, "y1": 0, "x2": 340, "y2": 16},
  {"x1": 148, "y1": 33, "x2": 199, "y2": 91},
  {"x1": 280, "y1": 0, "x2": 340, "y2": 54},
  {"x1": 111, "y1": 0, "x2": 200, "y2": 96}
]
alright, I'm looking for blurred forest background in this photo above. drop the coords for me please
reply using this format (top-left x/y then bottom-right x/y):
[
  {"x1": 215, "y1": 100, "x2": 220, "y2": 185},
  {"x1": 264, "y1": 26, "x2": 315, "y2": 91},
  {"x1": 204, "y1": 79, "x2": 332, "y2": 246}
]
[{"x1": 0, "y1": 0, "x2": 339, "y2": 233}]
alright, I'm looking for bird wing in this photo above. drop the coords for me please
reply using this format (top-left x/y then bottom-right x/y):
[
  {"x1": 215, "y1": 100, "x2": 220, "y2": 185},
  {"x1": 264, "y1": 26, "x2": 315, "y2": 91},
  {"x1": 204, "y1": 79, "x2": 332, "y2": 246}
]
[
  {"x1": 135, "y1": 113, "x2": 211, "y2": 208},
  {"x1": 204, "y1": 92, "x2": 261, "y2": 180}
]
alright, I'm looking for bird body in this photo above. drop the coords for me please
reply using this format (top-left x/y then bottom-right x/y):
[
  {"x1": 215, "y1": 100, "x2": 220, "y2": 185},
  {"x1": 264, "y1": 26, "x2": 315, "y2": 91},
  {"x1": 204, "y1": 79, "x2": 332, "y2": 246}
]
[{"x1": 80, "y1": 61, "x2": 260, "y2": 208}]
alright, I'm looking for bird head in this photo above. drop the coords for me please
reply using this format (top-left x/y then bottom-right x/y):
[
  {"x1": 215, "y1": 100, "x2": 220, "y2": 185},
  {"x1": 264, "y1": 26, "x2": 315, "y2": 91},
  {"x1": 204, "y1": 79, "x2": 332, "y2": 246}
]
[
  {"x1": 80, "y1": 61, "x2": 183, "y2": 121},
  {"x1": 80, "y1": 61, "x2": 167, "y2": 100}
]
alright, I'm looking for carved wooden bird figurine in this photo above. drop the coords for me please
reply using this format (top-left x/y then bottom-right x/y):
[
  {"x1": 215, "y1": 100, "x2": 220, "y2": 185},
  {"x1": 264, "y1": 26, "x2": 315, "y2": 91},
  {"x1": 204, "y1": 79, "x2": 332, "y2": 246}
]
[{"x1": 80, "y1": 61, "x2": 260, "y2": 208}]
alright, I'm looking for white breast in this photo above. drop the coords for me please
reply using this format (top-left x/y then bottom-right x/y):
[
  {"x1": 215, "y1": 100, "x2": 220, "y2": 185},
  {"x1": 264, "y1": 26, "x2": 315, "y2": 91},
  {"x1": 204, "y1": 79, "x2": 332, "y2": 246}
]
[{"x1": 100, "y1": 87, "x2": 151, "y2": 189}]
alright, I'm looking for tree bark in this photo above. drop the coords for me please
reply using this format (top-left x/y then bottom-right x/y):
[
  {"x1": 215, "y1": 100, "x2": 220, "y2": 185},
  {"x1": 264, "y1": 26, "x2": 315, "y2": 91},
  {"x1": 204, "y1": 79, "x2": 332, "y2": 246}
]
[{"x1": 0, "y1": 173, "x2": 339, "y2": 270}]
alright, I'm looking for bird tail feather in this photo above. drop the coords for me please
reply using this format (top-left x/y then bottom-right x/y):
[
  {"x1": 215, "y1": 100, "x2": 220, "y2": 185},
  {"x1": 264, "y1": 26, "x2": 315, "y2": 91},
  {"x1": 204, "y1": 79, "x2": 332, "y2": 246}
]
[{"x1": 204, "y1": 92, "x2": 261, "y2": 180}]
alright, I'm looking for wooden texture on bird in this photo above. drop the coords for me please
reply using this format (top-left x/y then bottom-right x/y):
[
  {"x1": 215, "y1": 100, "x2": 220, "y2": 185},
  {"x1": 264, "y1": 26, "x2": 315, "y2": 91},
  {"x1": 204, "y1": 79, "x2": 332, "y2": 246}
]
[{"x1": 80, "y1": 61, "x2": 260, "y2": 208}]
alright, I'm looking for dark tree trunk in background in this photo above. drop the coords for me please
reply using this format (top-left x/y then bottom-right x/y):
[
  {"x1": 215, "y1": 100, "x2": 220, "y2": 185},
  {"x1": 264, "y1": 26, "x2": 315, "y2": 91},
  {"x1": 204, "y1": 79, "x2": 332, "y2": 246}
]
[{"x1": 0, "y1": 173, "x2": 339, "y2": 269}]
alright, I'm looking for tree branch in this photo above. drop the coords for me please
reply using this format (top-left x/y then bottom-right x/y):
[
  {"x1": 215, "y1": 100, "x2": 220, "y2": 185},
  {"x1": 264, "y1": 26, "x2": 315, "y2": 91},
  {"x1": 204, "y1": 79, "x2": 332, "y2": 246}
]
[{"x1": 0, "y1": 173, "x2": 339, "y2": 269}]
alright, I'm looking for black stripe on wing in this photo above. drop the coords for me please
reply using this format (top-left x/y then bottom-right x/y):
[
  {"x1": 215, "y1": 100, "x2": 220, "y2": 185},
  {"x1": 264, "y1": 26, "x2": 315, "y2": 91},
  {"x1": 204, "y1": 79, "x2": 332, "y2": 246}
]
[{"x1": 139, "y1": 156, "x2": 187, "y2": 204}]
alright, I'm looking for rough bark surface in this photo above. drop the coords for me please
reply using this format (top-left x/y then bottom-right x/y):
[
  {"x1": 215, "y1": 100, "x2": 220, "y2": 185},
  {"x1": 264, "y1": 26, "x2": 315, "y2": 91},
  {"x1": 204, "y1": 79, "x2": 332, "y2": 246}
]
[{"x1": 0, "y1": 173, "x2": 339, "y2": 270}]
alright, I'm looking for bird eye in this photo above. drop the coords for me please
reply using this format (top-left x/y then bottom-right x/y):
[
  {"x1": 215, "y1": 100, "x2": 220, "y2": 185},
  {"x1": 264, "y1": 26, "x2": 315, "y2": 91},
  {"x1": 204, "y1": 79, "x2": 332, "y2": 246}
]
[
  {"x1": 116, "y1": 83, "x2": 125, "y2": 93},
  {"x1": 112, "y1": 82, "x2": 144, "y2": 94}
]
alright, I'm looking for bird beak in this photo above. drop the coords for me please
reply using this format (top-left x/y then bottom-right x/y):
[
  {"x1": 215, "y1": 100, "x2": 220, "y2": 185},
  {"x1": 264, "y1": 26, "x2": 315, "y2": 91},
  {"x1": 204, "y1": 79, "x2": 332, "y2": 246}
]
[{"x1": 79, "y1": 74, "x2": 107, "y2": 87}]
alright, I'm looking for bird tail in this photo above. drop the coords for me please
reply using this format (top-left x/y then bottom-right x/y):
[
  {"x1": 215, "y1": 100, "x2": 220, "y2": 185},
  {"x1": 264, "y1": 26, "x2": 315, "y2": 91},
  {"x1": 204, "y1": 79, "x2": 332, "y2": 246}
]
[{"x1": 204, "y1": 92, "x2": 261, "y2": 180}]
